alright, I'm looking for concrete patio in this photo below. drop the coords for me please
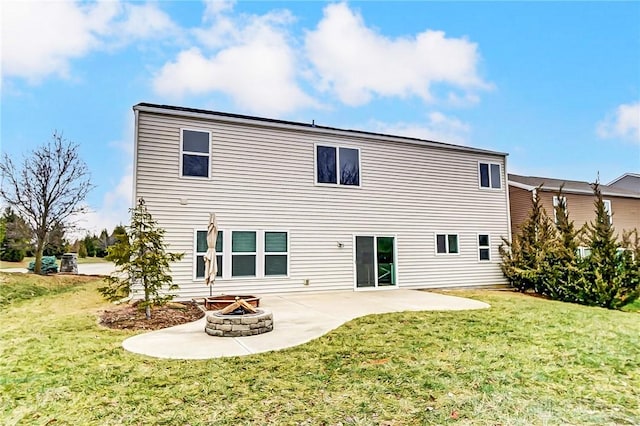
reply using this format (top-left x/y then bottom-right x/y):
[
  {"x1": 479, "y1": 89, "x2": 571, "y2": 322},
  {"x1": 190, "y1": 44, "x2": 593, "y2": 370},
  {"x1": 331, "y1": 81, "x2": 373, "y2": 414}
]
[{"x1": 122, "y1": 289, "x2": 490, "y2": 360}]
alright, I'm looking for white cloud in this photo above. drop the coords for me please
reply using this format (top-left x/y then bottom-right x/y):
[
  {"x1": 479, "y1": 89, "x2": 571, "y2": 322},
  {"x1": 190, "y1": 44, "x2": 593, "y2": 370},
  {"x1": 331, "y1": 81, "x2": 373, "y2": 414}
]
[
  {"x1": 1, "y1": 1, "x2": 177, "y2": 83},
  {"x1": 597, "y1": 102, "x2": 640, "y2": 144},
  {"x1": 203, "y1": 0, "x2": 237, "y2": 21},
  {"x1": 368, "y1": 111, "x2": 471, "y2": 145},
  {"x1": 153, "y1": 8, "x2": 317, "y2": 116},
  {"x1": 304, "y1": 3, "x2": 489, "y2": 106},
  {"x1": 114, "y1": 3, "x2": 180, "y2": 40}
]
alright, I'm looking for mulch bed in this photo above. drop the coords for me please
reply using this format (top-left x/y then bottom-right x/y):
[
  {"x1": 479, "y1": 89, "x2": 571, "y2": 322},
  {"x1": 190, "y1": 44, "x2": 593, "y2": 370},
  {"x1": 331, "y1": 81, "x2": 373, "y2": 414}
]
[{"x1": 100, "y1": 301, "x2": 205, "y2": 331}]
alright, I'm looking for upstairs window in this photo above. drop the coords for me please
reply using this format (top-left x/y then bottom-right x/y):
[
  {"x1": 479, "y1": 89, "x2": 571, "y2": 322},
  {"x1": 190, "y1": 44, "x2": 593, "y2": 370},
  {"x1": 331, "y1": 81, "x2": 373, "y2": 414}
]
[
  {"x1": 181, "y1": 129, "x2": 210, "y2": 178},
  {"x1": 479, "y1": 162, "x2": 501, "y2": 189},
  {"x1": 436, "y1": 233, "x2": 459, "y2": 254},
  {"x1": 316, "y1": 145, "x2": 360, "y2": 186}
]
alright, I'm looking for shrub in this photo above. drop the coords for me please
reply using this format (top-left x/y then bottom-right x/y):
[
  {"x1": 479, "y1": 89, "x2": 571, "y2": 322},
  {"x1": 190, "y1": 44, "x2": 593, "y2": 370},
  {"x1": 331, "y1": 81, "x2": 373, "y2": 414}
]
[
  {"x1": 500, "y1": 185, "x2": 559, "y2": 293},
  {"x1": 1, "y1": 246, "x2": 26, "y2": 262},
  {"x1": 500, "y1": 180, "x2": 640, "y2": 310},
  {"x1": 573, "y1": 182, "x2": 639, "y2": 309},
  {"x1": 28, "y1": 256, "x2": 58, "y2": 274},
  {"x1": 78, "y1": 242, "x2": 87, "y2": 258}
]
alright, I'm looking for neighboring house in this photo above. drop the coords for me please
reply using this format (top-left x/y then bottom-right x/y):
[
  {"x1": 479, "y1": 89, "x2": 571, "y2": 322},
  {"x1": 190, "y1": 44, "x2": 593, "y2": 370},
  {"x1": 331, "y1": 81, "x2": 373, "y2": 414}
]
[
  {"x1": 608, "y1": 173, "x2": 640, "y2": 193},
  {"x1": 133, "y1": 103, "x2": 511, "y2": 298},
  {"x1": 508, "y1": 174, "x2": 640, "y2": 245}
]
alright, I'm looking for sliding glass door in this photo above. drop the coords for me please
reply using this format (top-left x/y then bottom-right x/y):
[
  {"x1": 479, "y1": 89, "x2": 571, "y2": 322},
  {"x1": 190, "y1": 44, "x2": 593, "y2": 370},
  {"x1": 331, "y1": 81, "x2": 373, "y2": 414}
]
[{"x1": 355, "y1": 235, "x2": 396, "y2": 289}]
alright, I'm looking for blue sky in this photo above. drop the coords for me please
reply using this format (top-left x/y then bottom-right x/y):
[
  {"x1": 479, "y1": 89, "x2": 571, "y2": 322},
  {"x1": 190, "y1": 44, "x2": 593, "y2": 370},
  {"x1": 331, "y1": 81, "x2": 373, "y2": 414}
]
[{"x1": 2, "y1": 1, "x2": 639, "y2": 235}]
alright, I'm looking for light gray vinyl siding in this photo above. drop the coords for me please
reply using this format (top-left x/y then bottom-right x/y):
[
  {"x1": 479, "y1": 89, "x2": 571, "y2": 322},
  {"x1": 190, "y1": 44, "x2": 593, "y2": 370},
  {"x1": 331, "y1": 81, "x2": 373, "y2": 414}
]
[{"x1": 135, "y1": 108, "x2": 509, "y2": 299}]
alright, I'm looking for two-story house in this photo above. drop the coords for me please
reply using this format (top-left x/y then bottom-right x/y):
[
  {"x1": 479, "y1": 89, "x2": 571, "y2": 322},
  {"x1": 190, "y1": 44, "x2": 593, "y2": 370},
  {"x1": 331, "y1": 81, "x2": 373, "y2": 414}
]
[
  {"x1": 133, "y1": 103, "x2": 510, "y2": 298},
  {"x1": 508, "y1": 174, "x2": 640, "y2": 248}
]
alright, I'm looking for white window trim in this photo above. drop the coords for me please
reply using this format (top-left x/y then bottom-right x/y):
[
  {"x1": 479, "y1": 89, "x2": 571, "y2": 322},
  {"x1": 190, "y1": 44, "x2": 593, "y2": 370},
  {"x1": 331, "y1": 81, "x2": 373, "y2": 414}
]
[
  {"x1": 223, "y1": 230, "x2": 290, "y2": 280},
  {"x1": 314, "y1": 143, "x2": 362, "y2": 188},
  {"x1": 435, "y1": 233, "x2": 460, "y2": 255},
  {"x1": 478, "y1": 233, "x2": 491, "y2": 262},
  {"x1": 477, "y1": 161, "x2": 502, "y2": 190},
  {"x1": 264, "y1": 231, "x2": 290, "y2": 277},
  {"x1": 192, "y1": 229, "x2": 223, "y2": 281},
  {"x1": 603, "y1": 199, "x2": 612, "y2": 224},
  {"x1": 553, "y1": 195, "x2": 567, "y2": 224},
  {"x1": 180, "y1": 128, "x2": 211, "y2": 179}
]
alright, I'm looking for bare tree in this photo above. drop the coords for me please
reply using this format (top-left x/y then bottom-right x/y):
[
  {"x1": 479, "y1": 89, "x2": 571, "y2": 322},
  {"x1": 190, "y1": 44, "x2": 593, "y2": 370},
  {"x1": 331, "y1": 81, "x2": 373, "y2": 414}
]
[{"x1": 0, "y1": 131, "x2": 93, "y2": 274}]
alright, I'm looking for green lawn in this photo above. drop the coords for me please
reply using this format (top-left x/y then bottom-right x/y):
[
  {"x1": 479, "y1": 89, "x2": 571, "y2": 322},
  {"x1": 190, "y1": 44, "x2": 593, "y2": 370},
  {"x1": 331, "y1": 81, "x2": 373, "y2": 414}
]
[
  {"x1": 1, "y1": 275, "x2": 638, "y2": 425},
  {"x1": 0, "y1": 256, "x2": 111, "y2": 270}
]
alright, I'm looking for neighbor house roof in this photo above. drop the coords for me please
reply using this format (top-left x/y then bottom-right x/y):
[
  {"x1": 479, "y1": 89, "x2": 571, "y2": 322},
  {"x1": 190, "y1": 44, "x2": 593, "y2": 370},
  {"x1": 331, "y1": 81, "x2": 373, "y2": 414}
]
[
  {"x1": 508, "y1": 174, "x2": 640, "y2": 199},
  {"x1": 608, "y1": 173, "x2": 640, "y2": 185},
  {"x1": 133, "y1": 103, "x2": 507, "y2": 158}
]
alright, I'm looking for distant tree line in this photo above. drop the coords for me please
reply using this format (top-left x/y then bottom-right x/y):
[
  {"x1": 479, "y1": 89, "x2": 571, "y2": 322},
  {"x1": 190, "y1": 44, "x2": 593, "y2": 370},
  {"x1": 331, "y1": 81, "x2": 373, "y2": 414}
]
[{"x1": 0, "y1": 207, "x2": 125, "y2": 262}]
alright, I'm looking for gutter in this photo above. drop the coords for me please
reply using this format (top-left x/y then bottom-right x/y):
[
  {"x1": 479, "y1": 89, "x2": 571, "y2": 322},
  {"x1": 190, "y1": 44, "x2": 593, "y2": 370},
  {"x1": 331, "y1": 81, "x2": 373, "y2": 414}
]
[{"x1": 507, "y1": 181, "x2": 640, "y2": 199}]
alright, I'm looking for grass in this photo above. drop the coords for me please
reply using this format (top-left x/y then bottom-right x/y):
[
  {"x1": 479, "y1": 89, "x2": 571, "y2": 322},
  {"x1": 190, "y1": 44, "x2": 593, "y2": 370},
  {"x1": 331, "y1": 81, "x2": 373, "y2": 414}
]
[
  {"x1": 0, "y1": 256, "x2": 111, "y2": 270},
  {"x1": 621, "y1": 298, "x2": 640, "y2": 313},
  {"x1": 0, "y1": 273, "x2": 98, "y2": 308},
  {"x1": 1, "y1": 275, "x2": 639, "y2": 425}
]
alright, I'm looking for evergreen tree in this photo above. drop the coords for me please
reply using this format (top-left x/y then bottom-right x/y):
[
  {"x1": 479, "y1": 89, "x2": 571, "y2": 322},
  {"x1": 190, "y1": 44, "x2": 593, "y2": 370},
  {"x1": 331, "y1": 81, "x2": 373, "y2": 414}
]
[
  {"x1": 546, "y1": 186, "x2": 582, "y2": 300},
  {"x1": 78, "y1": 241, "x2": 87, "y2": 258},
  {"x1": 0, "y1": 207, "x2": 31, "y2": 262},
  {"x1": 99, "y1": 198, "x2": 184, "y2": 319},
  {"x1": 43, "y1": 222, "x2": 69, "y2": 257},
  {"x1": 96, "y1": 229, "x2": 109, "y2": 257},
  {"x1": 577, "y1": 181, "x2": 636, "y2": 308},
  {"x1": 500, "y1": 185, "x2": 559, "y2": 292},
  {"x1": 83, "y1": 234, "x2": 97, "y2": 257}
]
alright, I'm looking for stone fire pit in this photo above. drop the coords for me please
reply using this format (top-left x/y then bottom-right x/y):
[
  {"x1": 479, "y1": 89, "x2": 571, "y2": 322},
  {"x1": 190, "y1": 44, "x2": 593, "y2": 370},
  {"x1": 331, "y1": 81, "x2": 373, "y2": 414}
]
[
  {"x1": 205, "y1": 309, "x2": 273, "y2": 337},
  {"x1": 204, "y1": 296, "x2": 273, "y2": 337}
]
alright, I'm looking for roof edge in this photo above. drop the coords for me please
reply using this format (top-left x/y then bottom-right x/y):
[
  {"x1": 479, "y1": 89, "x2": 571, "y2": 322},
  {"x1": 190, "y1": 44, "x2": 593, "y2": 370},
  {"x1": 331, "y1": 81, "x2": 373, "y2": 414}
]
[
  {"x1": 507, "y1": 181, "x2": 640, "y2": 199},
  {"x1": 133, "y1": 103, "x2": 508, "y2": 158},
  {"x1": 608, "y1": 173, "x2": 640, "y2": 185}
]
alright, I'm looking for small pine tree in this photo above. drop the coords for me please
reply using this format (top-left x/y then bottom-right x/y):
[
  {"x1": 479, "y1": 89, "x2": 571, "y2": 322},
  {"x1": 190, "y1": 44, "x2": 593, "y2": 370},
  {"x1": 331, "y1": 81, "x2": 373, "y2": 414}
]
[
  {"x1": 500, "y1": 185, "x2": 559, "y2": 293},
  {"x1": 546, "y1": 186, "x2": 582, "y2": 300},
  {"x1": 99, "y1": 198, "x2": 184, "y2": 319},
  {"x1": 577, "y1": 181, "x2": 634, "y2": 308},
  {"x1": 78, "y1": 241, "x2": 87, "y2": 258}
]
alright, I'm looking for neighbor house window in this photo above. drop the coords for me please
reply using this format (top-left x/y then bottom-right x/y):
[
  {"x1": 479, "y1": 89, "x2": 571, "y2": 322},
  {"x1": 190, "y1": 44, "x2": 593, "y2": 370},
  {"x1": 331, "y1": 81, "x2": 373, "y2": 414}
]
[
  {"x1": 181, "y1": 129, "x2": 210, "y2": 178},
  {"x1": 478, "y1": 234, "x2": 490, "y2": 261},
  {"x1": 553, "y1": 196, "x2": 567, "y2": 224},
  {"x1": 436, "y1": 233, "x2": 459, "y2": 254},
  {"x1": 264, "y1": 232, "x2": 288, "y2": 276},
  {"x1": 316, "y1": 145, "x2": 360, "y2": 186},
  {"x1": 576, "y1": 247, "x2": 592, "y2": 258},
  {"x1": 479, "y1": 162, "x2": 501, "y2": 189},
  {"x1": 194, "y1": 230, "x2": 223, "y2": 279},
  {"x1": 232, "y1": 231, "x2": 257, "y2": 277},
  {"x1": 603, "y1": 200, "x2": 612, "y2": 224}
]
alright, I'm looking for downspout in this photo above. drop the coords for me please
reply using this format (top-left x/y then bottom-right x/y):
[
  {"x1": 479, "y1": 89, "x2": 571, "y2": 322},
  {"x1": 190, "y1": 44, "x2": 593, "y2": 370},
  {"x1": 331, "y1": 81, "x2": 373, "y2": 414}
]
[{"x1": 504, "y1": 155, "x2": 512, "y2": 244}]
